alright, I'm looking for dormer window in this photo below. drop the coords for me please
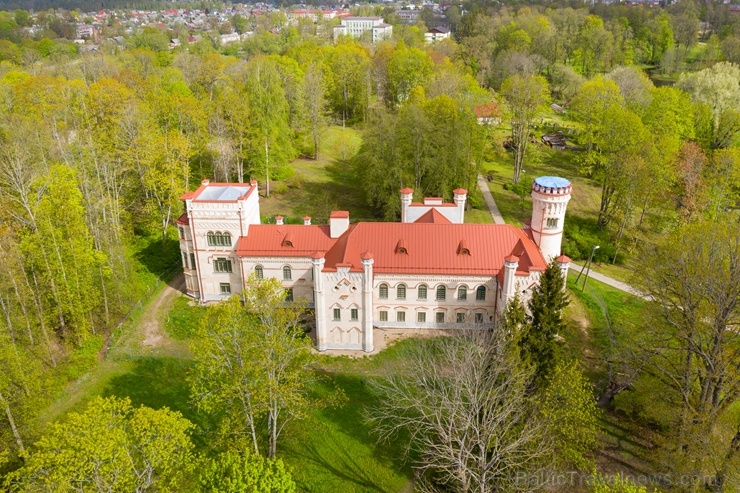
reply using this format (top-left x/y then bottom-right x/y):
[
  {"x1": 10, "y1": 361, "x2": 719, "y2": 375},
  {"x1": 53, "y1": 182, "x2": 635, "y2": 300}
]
[
  {"x1": 395, "y1": 239, "x2": 409, "y2": 255},
  {"x1": 461, "y1": 248, "x2": 470, "y2": 255},
  {"x1": 399, "y1": 247, "x2": 407, "y2": 254},
  {"x1": 284, "y1": 241, "x2": 293, "y2": 247},
  {"x1": 457, "y1": 240, "x2": 471, "y2": 256}
]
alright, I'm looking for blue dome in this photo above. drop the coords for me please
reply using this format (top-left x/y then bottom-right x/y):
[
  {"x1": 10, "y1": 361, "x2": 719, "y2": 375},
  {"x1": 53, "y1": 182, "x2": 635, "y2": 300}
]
[{"x1": 534, "y1": 176, "x2": 571, "y2": 188}]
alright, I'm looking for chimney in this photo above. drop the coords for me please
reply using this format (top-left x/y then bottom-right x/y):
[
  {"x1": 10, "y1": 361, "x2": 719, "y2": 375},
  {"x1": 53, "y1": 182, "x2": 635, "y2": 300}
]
[
  {"x1": 303, "y1": 216, "x2": 311, "y2": 226},
  {"x1": 400, "y1": 188, "x2": 413, "y2": 223},
  {"x1": 201, "y1": 178, "x2": 210, "y2": 186},
  {"x1": 329, "y1": 211, "x2": 350, "y2": 238},
  {"x1": 453, "y1": 188, "x2": 467, "y2": 224},
  {"x1": 275, "y1": 215, "x2": 284, "y2": 225}
]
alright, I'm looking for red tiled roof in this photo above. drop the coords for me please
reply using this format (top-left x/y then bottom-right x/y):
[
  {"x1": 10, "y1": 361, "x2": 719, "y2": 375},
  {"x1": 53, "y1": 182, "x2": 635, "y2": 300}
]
[
  {"x1": 414, "y1": 209, "x2": 452, "y2": 224},
  {"x1": 330, "y1": 211, "x2": 349, "y2": 218},
  {"x1": 323, "y1": 223, "x2": 546, "y2": 276},
  {"x1": 176, "y1": 213, "x2": 189, "y2": 226},
  {"x1": 236, "y1": 225, "x2": 334, "y2": 257}
]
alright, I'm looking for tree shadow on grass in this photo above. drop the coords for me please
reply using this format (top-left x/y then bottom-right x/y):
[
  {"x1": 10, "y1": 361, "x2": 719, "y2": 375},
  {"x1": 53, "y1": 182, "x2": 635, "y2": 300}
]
[
  {"x1": 102, "y1": 356, "x2": 215, "y2": 448},
  {"x1": 282, "y1": 371, "x2": 412, "y2": 491},
  {"x1": 134, "y1": 236, "x2": 181, "y2": 280}
]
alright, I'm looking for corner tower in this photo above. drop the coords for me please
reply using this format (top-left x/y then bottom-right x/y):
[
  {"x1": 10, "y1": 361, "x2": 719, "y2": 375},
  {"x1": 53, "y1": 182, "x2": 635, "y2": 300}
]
[{"x1": 530, "y1": 176, "x2": 572, "y2": 263}]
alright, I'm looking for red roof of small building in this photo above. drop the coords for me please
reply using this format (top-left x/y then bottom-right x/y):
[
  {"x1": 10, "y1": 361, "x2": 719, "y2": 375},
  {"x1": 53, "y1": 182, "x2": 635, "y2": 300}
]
[
  {"x1": 236, "y1": 225, "x2": 334, "y2": 257},
  {"x1": 414, "y1": 209, "x2": 452, "y2": 224}
]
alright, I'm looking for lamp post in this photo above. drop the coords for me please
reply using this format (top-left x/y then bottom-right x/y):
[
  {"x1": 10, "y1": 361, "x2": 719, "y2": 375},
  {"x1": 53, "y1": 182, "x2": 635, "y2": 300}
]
[{"x1": 581, "y1": 245, "x2": 600, "y2": 292}]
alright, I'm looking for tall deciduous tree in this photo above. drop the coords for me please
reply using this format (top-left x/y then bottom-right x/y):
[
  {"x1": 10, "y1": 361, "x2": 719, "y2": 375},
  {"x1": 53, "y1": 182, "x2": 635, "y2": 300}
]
[
  {"x1": 198, "y1": 451, "x2": 297, "y2": 492},
  {"x1": 245, "y1": 57, "x2": 295, "y2": 198},
  {"x1": 190, "y1": 276, "x2": 338, "y2": 458},
  {"x1": 11, "y1": 396, "x2": 195, "y2": 492},
  {"x1": 500, "y1": 74, "x2": 549, "y2": 184},
  {"x1": 368, "y1": 330, "x2": 552, "y2": 493}
]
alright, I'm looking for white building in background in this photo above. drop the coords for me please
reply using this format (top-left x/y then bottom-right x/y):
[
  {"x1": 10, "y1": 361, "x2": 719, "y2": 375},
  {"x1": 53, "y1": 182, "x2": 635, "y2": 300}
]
[
  {"x1": 425, "y1": 26, "x2": 451, "y2": 43},
  {"x1": 177, "y1": 176, "x2": 573, "y2": 353},
  {"x1": 333, "y1": 16, "x2": 393, "y2": 42}
]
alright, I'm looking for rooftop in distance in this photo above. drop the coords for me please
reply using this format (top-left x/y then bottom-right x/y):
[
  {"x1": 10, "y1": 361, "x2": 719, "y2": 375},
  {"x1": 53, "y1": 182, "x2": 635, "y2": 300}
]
[{"x1": 533, "y1": 176, "x2": 571, "y2": 188}]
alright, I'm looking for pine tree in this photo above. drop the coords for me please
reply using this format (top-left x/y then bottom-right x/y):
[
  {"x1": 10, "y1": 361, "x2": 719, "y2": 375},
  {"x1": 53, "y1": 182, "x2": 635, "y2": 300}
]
[{"x1": 518, "y1": 260, "x2": 569, "y2": 386}]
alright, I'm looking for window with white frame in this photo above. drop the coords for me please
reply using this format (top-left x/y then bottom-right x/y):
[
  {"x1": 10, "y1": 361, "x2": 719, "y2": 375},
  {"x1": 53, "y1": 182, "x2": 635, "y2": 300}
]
[
  {"x1": 436, "y1": 285, "x2": 446, "y2": 301},
  {"x1": 476, "y1": 286, "x2": 486, "y2": 301},
  {"x1": 435, "y1": 312, "x2": 445, "y2": 323},
  {"x1": 418, "y1": 284, "x2": 427, "y2": 300},
  {"x1": 351, "y1": 308, "x2": 358, "y2": 321},
  {"x1": 397, "y1": 284, "x2": 406, "y2": 300},
  {"x1": 456, "y1": 313, "x2": 465, "y2": 323},
  {"x1": 379, "y1": 284, "x2": 388, "y2": 299},
  {"x1": 379, "y1": 311, "x2": 388, "y2": 322},
  {"x1": 417, "y1": 312, "x2": 426, "y2": 323},
  {"x1": 397, "y1": 311, "x2": 406, "y2": 322},
  {"x1": 207, "y1": 231, "x2": 232, "y2": 246},
  {"x1": 283, "y1": 266, "x2": 292, "y2": 280},
  {"x1": 255, "y1": 265, "x2": 263, "y2": 279},
  {"x1": 333, "y1": 308, "x2": 341, "y2": 321},
  {"x1": 458, "y1": 286, "x2": 467, "y2": 301},
  {"x1": 213, "y1": 258, "x2": 232, "y2": 273},
  {"x1": 220, "y1": 283, "x2": 231, "y2": 294}
]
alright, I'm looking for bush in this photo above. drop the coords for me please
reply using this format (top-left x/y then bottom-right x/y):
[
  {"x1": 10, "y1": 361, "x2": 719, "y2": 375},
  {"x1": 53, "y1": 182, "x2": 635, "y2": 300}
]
[{"x1": 503, "y1": 177, "x2": 533, "y2": 200}]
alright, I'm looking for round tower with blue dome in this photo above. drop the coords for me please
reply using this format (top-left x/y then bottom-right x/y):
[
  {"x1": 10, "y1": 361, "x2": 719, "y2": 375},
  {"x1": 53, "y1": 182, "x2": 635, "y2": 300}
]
[{"x1": 530, "y1": 176, "x2": 572, "y2": 262}]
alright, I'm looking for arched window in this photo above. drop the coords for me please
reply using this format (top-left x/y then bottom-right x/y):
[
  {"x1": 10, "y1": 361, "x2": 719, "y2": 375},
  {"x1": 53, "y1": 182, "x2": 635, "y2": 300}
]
[
  {"x1": 436, "y1": 285, "x2": 446, "y2": 301},
  {"x1": 207, "y1": 231, "x2": 216, "y2": 246},
  {"x1": 379, "y1": 284, "x2": 388, "y2": 299},
  {"x1": 476, "y1": 286, "x2": 486, "y2": 301},
  {"x1": 397, "y1": 284, "x2": 406, "y2": 300},
  {"x1": 418, "y1": 284, "x2": 428, "y2": 300},
  {"x1": 283, "y1": 266, "x2": 292, "y2": 280},
  {"x1": 254, "y1": 265, "x2": 264, "y2": 280},
  {"x1": 458, "y1": 286, "x2": 467, "y2": 301},
  {"x1": 222, "y1": 232, "x2": 232, "y2": 246},
  {"x1": 207, "y1": 231, "x2": 232, "y2": 247}
]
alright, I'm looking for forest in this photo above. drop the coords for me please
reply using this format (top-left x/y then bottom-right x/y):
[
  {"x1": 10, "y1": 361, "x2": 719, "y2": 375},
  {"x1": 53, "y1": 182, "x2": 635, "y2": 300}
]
[{"x1": 0, "y1": 0, "x2": 738, "y2": 491}]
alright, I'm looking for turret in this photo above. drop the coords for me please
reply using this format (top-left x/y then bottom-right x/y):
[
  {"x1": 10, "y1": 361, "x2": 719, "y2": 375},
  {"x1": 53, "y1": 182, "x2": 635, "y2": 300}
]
[
  {"x1": 530, "y1": 176, "x2": 572, "y2": 263},
  {"x1": 453, "y1": 188, "x2": 467, "y2": 223}
]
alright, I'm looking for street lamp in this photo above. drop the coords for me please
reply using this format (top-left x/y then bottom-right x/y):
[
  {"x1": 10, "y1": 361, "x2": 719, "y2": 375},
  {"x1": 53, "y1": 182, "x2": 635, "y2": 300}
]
[{"x1": 581, "y1": 245, "x2": 600, "y2": 292}]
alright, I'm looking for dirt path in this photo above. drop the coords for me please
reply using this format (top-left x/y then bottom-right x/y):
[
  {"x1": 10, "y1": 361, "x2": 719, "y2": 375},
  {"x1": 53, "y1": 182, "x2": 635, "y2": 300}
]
[{"x1": 141, "y1": 274, "x2": 186, "y2": 350}]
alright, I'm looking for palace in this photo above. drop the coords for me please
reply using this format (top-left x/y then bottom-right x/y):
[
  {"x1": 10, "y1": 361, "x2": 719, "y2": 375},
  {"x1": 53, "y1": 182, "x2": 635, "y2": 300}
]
[{"x1": 177, "y1": 176, "x2": 573, "y2": 352}]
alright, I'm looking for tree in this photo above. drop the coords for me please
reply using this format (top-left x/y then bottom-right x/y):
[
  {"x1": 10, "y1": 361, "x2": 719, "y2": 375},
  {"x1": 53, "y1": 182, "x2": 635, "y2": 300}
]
[
  {"x1": 301, "y1": 62, "x2": 328, "y2": 160},
  {"x1": 386, "y1": 42, "x2": 434, "y2": 105},
  {"x1": 245, "y1": 57, "x2": 295, "y2": 198},
  {"x1": 518, "y1": 260, "x2": 568, "y2": 387},
  {"x1": 678, "y1": 62, "x2": 740, "y2": 131},
  {"x1": 541, "y1": 360, "x2": 601, "y2": 471},
  {"x1": 500, "y1": 74, "x2": 549, "y2": 184},
  {"x1": 368, "y1": 330, "x2": 552, "y2": 493},
  {"x1": 632, "y1": 220, "x2": 740, "y2": 491},
  {"x1": 199, "y1": 451, "x2": 297, "y2": 492},
  {"x1": 11, "y1": 396, "x2": 195, "y2": 492},
  {"x1": 190, "y1": 276, "x2": 338, "y2": 458}
]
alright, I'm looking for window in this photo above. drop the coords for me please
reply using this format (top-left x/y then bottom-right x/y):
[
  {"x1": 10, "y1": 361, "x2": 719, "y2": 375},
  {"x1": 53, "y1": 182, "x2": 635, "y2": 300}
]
[
  {"x1": 435, "y1": 312, "x2": 445, "y2": 323},
  {"x1": 475, "y1": 313, "x2": 484, "y2": 324},
  {"x1": 220, "y1": 283, "x2": 231, "y2": 294},
  {"x1": 418, "y1": 284, "x2": 427, "y2": 300},
  {"x1": 178, "y1": 227, "x2": 185, "y2": 239},
  {"x1": 213, "y1": 258, "x2": 232, "y2": 273},
  {"x1": 476, "y1": 286, "x2": 486, "y2": 301},
  {"x1": 207, "y1": 231, "x2": 232, "y2": 247},
  {"x1": 456, "y1": 313, "x2": 465, "y2": 323},
  {"x1": 351, "y1": 308, "x2": 359, "y2": 321},
  {"x1": 417, "y1": 312, "x2": 426, "y2": 323},
  {"x1": 182, "y1": 251, "x2": 188, "y2": 268},
  {"x1": 333, "y1": 308, "x2": 341, "y2": 321},
  {"x1": 379, "y1": 284, "x2": 388, "y2": 299},
  {"x1": 546, "y1": 218, "x2": 558, "y2": 228},
  {"x1": 458, "y1": 286, "x2": 467, "y2": 301},
  {"x1": 397, "y1": 311, "x2": 406, "y2": 322},
  {"x1": 397, "y1": 284, "x2": 406, "y2": 300},
  {"x1": 379, "y1": 311, "x2": 388, "y2": 322},
  {"x1": 190, "y1": 253, "x2": 196, "y2": 271},
  {"x1": 285, "y1": 288, "x2": 294, "y2": 302},
  {"x1": 436, "y1": 286, "x2": 446, "y2": 301},
  {"x1": 283, "y1": 266, "x2": 292, "y2": 280},
  {"x1": 255, "y1": 265, "x2": 263, "y2": 280}
]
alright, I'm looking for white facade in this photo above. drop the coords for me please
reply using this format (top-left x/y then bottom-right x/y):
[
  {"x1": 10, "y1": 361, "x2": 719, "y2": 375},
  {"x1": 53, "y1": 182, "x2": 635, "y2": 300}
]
[
  {"x1": 333, "y1": 16, "x2": 393, "y2": 43},
  {"x1": 425, "y1": 27, "x2": 451, "y2": 43},
  {"x1": 178, "y1": 177, "x2": 572, "y2": 352}
]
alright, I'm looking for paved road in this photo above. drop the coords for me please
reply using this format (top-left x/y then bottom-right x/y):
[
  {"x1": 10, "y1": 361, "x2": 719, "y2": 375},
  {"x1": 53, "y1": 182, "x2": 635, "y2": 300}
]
[
  {"x1": 476, "y1": 175, "x2": 647, "y2": 299},
  {"x1": 476, "y1": 174, "x2": 505, "y2": 224},
  {"x1": 570, "y1": 263, "x2": 650, "y2": 300}
]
